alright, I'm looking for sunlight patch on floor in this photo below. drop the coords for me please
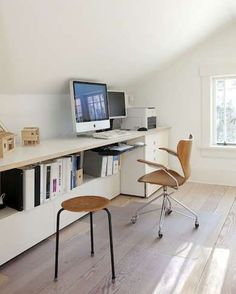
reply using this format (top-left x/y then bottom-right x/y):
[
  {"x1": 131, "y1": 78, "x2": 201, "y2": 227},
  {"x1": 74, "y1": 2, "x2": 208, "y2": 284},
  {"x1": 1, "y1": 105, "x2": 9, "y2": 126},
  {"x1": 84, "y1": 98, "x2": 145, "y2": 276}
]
[
  {"x1": 152, "y1": 244, "x2": 195, "y2": 293},
  {"x1": 199, "y1": 247, "x2": 230, "y2": 294}
]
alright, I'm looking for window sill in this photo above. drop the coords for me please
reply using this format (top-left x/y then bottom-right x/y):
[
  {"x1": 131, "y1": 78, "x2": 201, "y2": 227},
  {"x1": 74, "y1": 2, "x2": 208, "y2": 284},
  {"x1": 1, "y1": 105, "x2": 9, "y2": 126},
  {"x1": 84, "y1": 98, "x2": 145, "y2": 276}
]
[{"x1": 200, "y1": 145, "x2": 236, "y2": 158}]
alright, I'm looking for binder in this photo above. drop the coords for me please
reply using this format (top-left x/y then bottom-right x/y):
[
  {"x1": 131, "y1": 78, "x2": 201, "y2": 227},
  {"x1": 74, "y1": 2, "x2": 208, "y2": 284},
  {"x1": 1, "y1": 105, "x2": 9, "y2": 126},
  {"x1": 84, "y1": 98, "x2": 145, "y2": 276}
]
[
  {"x1": 1, "y1": 167, "x2": 35, "y2": 211},
  {"x1": 84, "y1": 151, "x2": 108, "y2": 177},
  {"x1": 23, "y1": 167, "x2": 35, "y2": 210},
  {"x1": 76, "y1": 154, "x2": 81, "y2": 170},
  {"x1": 1, "y1": 169, "x2": 24, "y2": 211},
  {"x1": 113, "y1": 155, "x2": 120, "y2": 174},
  {"x1": 50, "y1": 161, "x2": 59, "y2": 198},
  {"x1": 34, "y1": 165, "x2": 41, "y2": 207},
  {"x1": 101, "y1": 156, "x2": 108, "y2": 177},
  {"x1": 40, "y1": 163, "x2": 45, "y2": 203},
  {"x1": 106, "y1": 156, "x2": 113, "y2": 176},
  {"x1": 64, "y1": 157, "x2": 72, "y2": 192}
]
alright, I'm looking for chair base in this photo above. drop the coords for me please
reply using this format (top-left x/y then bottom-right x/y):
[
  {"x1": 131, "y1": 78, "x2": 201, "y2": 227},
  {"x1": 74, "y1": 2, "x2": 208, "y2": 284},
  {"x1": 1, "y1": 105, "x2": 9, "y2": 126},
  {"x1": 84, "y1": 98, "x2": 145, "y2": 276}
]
[{"x1": 131, "y1": 186, "x2": 199, "y2": 238}]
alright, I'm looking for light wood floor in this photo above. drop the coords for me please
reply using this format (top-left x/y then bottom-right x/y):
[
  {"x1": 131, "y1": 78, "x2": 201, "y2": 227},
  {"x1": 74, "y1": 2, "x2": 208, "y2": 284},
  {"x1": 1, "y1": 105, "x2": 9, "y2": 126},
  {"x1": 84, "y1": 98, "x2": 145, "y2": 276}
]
[{"x1": 0, "y1": 182, "x2": 236, "y2": 294}]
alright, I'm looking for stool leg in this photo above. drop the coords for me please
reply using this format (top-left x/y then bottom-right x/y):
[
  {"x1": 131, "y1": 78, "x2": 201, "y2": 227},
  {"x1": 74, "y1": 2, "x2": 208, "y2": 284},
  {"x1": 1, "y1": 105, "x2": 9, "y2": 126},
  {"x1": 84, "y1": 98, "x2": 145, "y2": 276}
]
[
  {"x1": 54, "y1": 208, "x2": 64, "y2": 281},
  {"x1": 103, "y1": 208, "x2": 116, "y2": 281},
  {"x1": 90, "y1": 212, "x2": 94, "y2": 256}
]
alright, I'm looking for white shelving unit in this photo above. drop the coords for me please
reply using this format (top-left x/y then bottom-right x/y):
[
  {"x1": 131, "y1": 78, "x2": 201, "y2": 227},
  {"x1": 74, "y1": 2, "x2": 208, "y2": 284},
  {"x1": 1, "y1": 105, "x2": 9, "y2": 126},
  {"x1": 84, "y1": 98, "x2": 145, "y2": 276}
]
[
  {"x1": 121, "y1": 128, "x2": 169, "y2": 197},
  {"x1": 0, "y1": 127, "x2": 170, "y2": 265}
]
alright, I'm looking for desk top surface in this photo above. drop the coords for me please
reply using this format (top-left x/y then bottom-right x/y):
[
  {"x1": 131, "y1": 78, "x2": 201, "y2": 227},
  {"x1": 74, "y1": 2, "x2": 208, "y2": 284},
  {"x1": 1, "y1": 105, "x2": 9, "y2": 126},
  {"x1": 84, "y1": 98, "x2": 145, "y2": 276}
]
[{"x1": 0, "y1": 127, "x2": 170, "y2": 172}]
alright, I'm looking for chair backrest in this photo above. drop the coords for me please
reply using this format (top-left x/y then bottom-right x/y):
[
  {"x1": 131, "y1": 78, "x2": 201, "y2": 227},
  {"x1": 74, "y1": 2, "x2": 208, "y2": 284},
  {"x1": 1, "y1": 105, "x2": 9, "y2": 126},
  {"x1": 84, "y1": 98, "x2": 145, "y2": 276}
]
[{"x1": 177, "y1": 134, "x2": 193, "y2": 181}]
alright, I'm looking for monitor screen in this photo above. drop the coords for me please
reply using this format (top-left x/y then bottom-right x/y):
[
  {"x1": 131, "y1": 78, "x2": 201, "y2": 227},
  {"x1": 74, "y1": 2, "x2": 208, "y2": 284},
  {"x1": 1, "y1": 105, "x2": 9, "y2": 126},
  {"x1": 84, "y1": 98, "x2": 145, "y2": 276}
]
[
  {"x1": 108, "y1": 91, "x2": 126, "y2": 118},
  {"x1": 70, "y1": 81, "x2": 110, "y2": 133}
]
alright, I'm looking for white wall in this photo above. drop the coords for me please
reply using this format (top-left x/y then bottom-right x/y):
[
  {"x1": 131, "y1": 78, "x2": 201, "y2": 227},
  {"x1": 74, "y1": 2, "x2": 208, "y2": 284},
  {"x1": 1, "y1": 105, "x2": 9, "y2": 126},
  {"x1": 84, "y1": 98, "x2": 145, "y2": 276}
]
[
  {"x1": 127, "y1": 22, "x2": 236, "y2": 186},
  {"x1": 1, "y1": 0, "x2": 234, "y2": 94},
  {"x1": 0, "y1": 95, "x2": 73, "y2": 140}
]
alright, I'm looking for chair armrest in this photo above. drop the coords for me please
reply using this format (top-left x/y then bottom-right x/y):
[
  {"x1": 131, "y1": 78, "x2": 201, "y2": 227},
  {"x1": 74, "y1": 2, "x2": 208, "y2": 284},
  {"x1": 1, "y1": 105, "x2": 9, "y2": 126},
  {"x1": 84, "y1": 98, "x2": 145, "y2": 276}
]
[
  {"x1": 137, "y1": 159, "x2": 167, "y2": 170},
  {"x1": 159, "y1": 147, "x2": 178, "y2": 157}
]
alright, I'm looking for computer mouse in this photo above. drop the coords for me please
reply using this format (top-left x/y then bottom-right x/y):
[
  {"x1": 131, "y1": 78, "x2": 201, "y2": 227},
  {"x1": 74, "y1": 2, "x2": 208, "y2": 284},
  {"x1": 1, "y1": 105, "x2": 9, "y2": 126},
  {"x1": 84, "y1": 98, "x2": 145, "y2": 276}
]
[{"x1": 137, "y1": 127, "x2": 148, "y2": 131}]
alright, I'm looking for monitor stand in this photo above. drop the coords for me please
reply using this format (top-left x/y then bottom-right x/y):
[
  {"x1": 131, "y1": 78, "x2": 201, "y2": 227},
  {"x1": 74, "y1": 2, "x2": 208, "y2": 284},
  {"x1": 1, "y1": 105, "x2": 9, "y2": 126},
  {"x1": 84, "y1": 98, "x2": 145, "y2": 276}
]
[{"x1": 107, "y1": 119, "x2": 114, "y2": 131}]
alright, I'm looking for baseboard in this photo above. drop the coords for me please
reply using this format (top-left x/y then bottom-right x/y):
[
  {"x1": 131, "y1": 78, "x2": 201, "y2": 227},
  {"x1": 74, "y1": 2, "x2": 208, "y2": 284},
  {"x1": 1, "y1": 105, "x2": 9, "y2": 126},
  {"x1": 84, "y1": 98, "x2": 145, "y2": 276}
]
[{"x1": 190, "y1": 167, "x2": 236, "y2": 186}]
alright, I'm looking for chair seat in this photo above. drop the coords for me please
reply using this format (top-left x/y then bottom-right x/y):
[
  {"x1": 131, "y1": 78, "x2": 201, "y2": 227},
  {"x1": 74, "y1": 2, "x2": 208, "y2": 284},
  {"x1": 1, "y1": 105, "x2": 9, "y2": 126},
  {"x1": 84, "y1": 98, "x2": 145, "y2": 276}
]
[
  {"x1": 138, "y1": 169, "x2": 185, "y2": 188},
  {"x1": 61, "y1": 196, "x2": 110, "y2": 212}
]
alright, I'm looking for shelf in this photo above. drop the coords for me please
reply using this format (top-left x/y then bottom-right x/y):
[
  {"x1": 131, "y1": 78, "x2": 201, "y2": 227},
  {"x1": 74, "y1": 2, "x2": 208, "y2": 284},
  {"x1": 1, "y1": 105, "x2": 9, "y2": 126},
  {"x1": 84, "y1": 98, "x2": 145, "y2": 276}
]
[
  {"x1": 0, "y1": 128, "x2": 170, "y2": 172},
  {"x1": 0, "y1": 207, "x2": 19, "y2": 220},
  {"x1": 83, "y1": 173, "x2": 97, "y2": 184}
]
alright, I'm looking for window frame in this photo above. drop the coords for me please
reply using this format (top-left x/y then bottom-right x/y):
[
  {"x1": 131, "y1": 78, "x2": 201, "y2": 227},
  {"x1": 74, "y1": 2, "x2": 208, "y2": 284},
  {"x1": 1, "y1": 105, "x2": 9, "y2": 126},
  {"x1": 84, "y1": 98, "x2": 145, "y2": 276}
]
[
  {"x1": 212, "y1": 76, "x2": 236, "y2": 146},
  {"x1": 200, "y1": 64, "x2": 236, "y2": 158}
]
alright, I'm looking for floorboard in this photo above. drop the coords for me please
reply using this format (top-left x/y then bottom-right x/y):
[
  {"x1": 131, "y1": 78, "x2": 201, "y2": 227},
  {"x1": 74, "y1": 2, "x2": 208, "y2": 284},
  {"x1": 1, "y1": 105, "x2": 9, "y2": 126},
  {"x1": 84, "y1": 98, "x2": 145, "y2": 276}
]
[{"x1": 0, "y1": 182, "x2": 235, "y2": 294}]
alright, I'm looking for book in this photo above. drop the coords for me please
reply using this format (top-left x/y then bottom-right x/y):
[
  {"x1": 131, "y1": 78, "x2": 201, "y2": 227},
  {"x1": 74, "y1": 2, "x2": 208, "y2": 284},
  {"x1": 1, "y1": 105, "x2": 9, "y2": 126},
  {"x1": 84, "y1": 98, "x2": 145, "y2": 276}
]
[
  {"x1": 50, "y1": 161, "x2": 59, "y2": 198},
  {"x1": 71, "y1": 155, "x2": 77, "y2": 189},
  {"x1": 61, "y1": 158, "x2": 67, "y2": 193},
  {"x1": 44, "y1": 163, "x2": 51, "y2": 200},
  {"x1": 56, "y1": 158, "x2": 63, "y2": 194}
]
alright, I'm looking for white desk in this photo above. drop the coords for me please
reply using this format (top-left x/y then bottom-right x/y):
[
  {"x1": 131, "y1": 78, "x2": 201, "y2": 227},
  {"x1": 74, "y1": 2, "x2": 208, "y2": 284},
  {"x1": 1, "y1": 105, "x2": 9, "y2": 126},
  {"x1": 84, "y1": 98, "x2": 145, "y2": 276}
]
[
  {"x1": 0, "y1": 128, "x2": 168, "y2": 172},
  {"x1": 0, "y1": 127, "x2": 170, "y2": 265}
]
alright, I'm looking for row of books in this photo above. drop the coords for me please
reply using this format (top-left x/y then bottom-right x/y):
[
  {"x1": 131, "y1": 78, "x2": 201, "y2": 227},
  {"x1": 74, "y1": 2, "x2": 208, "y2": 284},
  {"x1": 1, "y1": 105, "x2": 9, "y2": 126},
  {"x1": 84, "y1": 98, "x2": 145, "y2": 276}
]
[
  {"x1": 83, "y1": 151, "x2": 120, "y2": 178},
  {"x1": 0, "y1": 154, "x2": 82, "y2": 211}
]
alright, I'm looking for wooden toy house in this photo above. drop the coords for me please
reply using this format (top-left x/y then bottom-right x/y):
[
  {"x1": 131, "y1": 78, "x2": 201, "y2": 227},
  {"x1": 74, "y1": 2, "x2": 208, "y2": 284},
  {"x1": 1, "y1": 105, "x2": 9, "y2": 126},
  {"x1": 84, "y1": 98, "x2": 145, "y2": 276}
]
[
  {"x1": 0, "y1": 122, "x2": 16, "y2": 158},
  {"x1": 21, "y1": 127, "x2": 40, "y2": 146}
]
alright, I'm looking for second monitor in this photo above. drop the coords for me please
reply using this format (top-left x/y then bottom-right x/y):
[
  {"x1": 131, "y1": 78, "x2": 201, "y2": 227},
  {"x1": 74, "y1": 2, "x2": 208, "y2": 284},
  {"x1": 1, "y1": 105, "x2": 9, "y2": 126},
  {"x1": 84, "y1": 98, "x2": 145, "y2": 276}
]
[{"x1": 107, "y1": 91, "x2": 127, "y2": 119}]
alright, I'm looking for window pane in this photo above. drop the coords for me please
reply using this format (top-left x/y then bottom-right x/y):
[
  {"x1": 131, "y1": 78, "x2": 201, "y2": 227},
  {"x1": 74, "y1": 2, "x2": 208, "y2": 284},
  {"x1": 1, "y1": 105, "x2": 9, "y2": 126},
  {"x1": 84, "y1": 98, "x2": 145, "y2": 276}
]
[
  {"x1": 225, "y1": 79, "x2": 236, "y2": 143},
  {"x1": 214, "y1": 77, "x2": 236, "y2": 144},
  {"x1": 215, "y1": 79, "x2": 225, "y2": 143}
]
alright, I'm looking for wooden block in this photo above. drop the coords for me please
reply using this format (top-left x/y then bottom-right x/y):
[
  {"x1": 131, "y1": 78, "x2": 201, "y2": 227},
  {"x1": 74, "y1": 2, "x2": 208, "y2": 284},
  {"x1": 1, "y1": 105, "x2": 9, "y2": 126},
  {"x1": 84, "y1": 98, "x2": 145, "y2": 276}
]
[
  {"x1": 0, "y1": 132, "x2": 16, "y2": 158},
  {"x1": 21, "y1": 127, "x2": 40, "y2": 146}
]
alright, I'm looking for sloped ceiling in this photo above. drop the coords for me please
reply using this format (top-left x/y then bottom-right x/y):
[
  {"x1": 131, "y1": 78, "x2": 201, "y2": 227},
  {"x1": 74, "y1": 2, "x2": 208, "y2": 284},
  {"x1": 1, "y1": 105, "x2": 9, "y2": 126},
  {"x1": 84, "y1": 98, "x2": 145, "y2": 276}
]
[{"x1": 0, "y1": 0, "x2": 236, "y2": 94}]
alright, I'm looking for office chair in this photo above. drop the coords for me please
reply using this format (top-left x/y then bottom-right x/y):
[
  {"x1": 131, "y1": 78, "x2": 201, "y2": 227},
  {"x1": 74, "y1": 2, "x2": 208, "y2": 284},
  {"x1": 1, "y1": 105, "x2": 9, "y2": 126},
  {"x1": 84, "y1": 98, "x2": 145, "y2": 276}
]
[{"x1": 131, "y1": 134, "x2": 199, "y2": 238}]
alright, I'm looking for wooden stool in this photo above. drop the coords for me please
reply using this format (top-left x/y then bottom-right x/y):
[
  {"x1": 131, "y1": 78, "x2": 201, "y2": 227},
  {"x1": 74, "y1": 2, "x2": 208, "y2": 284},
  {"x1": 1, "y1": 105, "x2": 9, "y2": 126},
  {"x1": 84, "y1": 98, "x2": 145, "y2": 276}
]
[{"x1": 54, "y1": 195, "x2": 115, "y2": 282}]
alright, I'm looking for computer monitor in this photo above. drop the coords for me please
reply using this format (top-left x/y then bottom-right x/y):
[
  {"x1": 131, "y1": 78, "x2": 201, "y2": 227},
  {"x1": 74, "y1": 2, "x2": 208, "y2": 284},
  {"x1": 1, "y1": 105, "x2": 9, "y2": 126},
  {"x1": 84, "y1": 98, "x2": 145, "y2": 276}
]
[
  {"x1": 107, "y1": 91, "x2": 127, "y2": 119},
  {"x1": 70, "y1": 80, "x2": 110, "y2": 134}
]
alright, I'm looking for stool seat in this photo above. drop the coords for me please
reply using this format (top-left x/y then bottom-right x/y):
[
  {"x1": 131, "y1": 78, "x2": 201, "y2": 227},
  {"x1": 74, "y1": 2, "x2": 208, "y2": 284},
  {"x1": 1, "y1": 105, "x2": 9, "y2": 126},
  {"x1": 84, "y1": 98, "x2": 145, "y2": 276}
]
[{"x1": 61, "y1": 196, "x2": 110, "y2": 212}]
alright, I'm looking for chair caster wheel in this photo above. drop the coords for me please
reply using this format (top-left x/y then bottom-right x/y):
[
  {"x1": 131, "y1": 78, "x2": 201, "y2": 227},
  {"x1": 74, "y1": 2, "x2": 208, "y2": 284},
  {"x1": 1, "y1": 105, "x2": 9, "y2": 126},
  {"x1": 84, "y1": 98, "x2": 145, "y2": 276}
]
[
  {"x1": 158, "y1": 231, "x2": 163, "y2": 238},
  {"x1": 195, "y1": 221, "x2": 199, "y2": 228},
  {"x1": 166, "y1": 209, "x2": 172, "y2": 215},
  {"x1": 131, "y1": 215, "x2": 138, "y2": 224}
]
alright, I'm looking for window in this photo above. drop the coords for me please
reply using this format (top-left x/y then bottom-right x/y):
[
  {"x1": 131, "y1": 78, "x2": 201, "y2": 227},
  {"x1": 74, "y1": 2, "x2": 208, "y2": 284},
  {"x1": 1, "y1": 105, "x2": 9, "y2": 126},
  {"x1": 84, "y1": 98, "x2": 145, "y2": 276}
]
[
  {"x1": 200, "y1": 64, "x2": 236, "y2": 157},
  {"x1": 213, "y1": 77, "x2": 236, "y2": 145}
]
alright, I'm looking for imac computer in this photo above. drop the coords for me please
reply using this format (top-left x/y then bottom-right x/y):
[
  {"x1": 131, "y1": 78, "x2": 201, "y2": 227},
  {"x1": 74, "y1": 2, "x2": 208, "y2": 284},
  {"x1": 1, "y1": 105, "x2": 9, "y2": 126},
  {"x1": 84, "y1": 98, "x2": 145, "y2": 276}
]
[
  {"x1": 107, "y1": 91, "x2": 127, "y2": 119},
  {"x1": 70, "y1": 80, "x2": 110, "y2": 134}
]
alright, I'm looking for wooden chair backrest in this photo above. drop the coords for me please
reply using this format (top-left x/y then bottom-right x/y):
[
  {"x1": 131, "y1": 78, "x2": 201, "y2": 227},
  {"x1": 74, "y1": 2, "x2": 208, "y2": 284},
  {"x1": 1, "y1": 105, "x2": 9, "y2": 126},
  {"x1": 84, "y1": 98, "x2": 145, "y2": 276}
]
[{"x1": 177, "y1": 135, "x2": 193, "y2": 181}]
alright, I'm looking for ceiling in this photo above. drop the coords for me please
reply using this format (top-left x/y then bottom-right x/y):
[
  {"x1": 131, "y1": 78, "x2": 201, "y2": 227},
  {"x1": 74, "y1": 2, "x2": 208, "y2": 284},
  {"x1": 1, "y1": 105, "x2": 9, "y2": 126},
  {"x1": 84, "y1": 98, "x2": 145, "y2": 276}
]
[{"x1": 0, "y1": 0, "x2": 236, "y2": 94}]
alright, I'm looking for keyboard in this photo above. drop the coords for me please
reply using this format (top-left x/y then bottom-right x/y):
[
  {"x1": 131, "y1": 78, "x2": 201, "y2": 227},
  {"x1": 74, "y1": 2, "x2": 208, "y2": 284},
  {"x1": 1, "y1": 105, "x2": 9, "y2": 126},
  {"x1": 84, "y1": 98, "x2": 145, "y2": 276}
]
[{"x1": 92, "y1": 130, "x2": 131, "y2": 139}]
